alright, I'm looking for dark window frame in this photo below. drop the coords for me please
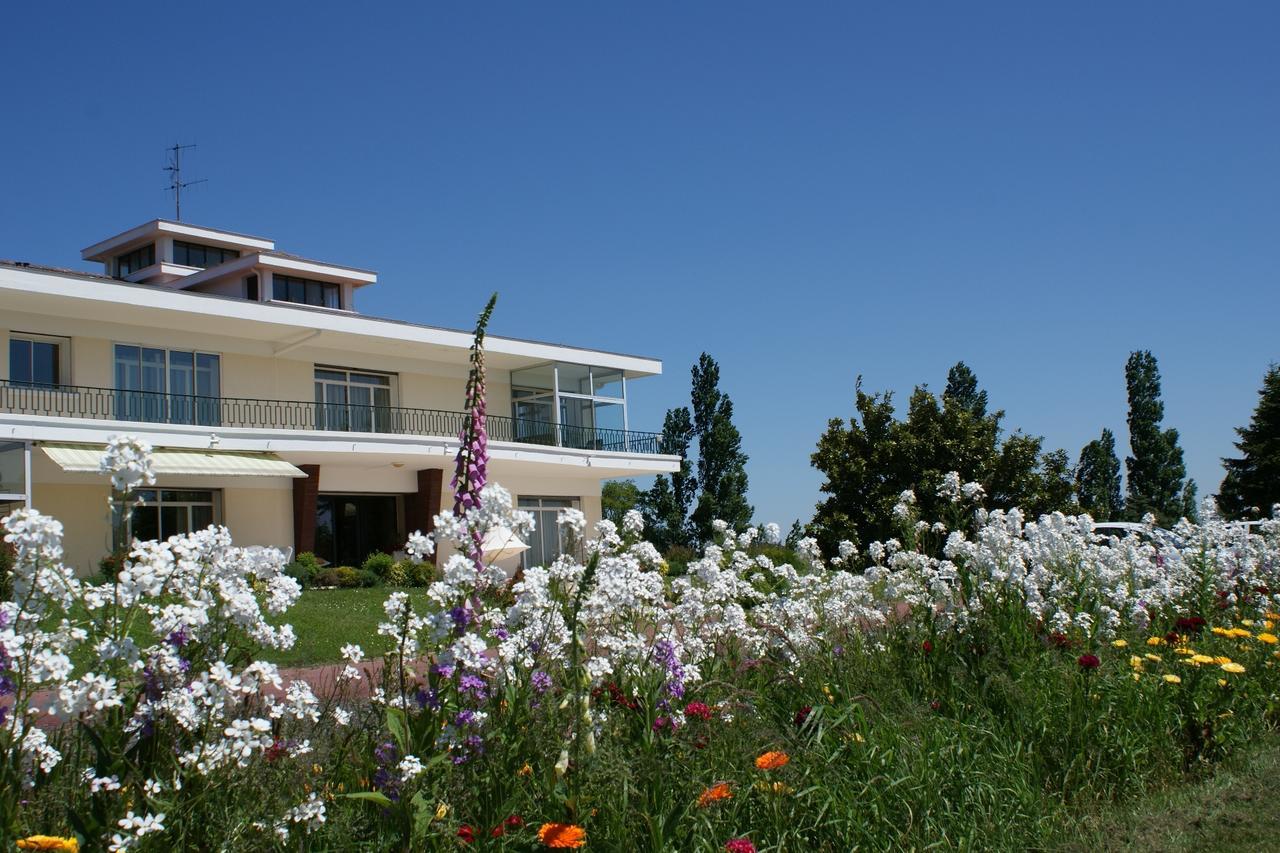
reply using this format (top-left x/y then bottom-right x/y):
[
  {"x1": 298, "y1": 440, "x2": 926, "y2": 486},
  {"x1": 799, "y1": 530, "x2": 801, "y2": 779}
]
[
  {"x1": 114, "y1": 243, "x2": 156, "y2": 278},
  {"x1": 173, "y1": 240, "x2": 240, "y2": 269},
  {"x1": 273, "y1": 274, "x2": 342, "y2": 309}
]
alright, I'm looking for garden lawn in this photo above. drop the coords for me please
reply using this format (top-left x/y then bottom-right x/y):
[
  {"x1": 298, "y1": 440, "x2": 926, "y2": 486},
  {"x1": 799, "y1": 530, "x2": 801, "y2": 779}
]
[
  {"x1": 263, "y1": 587, "x2": 396, "y2": 668},
  {"x1": 1057, "y1": 732, "x2": 1280, "y2": 852}
]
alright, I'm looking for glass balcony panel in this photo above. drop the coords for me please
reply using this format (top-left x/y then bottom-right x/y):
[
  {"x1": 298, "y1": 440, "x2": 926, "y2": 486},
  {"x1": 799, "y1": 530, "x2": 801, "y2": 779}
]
[
  {"x1": 511, "y1": 363, "x2": 555, "y2": 392},
  {"x1": 592, "y1": 368, "x2": 624, "y2": 398},
  {"x1": 0, "y1": 441, "x2": 25, "y2": 496},
  {"x1": 557, "y1": 363, "x2": 591, "y2": 395}
]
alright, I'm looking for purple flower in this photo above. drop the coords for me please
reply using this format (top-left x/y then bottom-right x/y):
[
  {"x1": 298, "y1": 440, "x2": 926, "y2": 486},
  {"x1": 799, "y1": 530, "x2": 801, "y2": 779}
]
[
  {"x1": 450, "y1": 605, "x2": 473, "y2": 633},
  {"x1": 456, "y1": 709, "x2": 479, "y2": 727},
  {"x1": 451, "y1": 295, "x2": 497, "y2": 569},
  {"x1": 531, "y1": 670, "x2": 552, "y2": 694},
  {"x1": 166, "y1": 628, "x2": 190, "y2": 648},
  {"x1": 651, "y1": 640, "x2": 687, "y2": 708},
  {"x1": 493, "y1": 626, "x2": 510, "y2": 641},
  {"x1": 415, "y1": 687, "x2": 441, "y2": 712},
  {"x1": 459, "y1": 673, "x2": 487, "y2": 700}
]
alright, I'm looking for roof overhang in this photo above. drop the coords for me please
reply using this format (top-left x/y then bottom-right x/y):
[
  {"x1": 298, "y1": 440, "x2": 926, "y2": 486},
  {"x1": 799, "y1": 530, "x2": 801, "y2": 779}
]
[
  {"x1": 0, "y1": 263, "x2": 663, "y2": 377},
  {"x1": 82, "y1": 220, "x2": 276, "y2": 261},
  {"x1": 175, "y1": 252, "x2": 377, "y2": 291}
]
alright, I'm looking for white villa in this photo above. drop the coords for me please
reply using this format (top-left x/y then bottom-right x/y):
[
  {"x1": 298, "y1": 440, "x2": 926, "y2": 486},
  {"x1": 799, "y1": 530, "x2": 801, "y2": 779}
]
[{"x1": 0, "y1": 219, "x2": 679, "y2": 574}]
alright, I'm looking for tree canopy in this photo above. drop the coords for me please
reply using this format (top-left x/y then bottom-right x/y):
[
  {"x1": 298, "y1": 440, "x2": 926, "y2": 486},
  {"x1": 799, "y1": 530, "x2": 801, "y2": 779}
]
[{"x1": 1218, "y1": 363, "x2": 1280, "y2": 519}]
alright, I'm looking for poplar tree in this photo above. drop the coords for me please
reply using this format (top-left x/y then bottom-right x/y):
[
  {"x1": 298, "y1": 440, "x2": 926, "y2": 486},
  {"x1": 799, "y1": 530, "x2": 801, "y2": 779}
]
[{"x1": 1123, "y1": 351, "x2": 1195, "y2": 525}]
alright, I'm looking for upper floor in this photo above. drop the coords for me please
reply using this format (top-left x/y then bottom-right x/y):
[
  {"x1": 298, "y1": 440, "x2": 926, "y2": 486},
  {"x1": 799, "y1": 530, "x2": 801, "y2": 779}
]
[{"x1": 0, "y1": 225, "x2": 675, "y2": 471}]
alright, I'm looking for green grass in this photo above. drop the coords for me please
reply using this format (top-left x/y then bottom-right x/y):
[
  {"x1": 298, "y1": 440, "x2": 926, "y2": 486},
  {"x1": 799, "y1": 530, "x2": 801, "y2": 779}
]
[
  {"x1": 1055, "y1": 732, "x2": 1280, "y2": 852},
  {"x1": 264, "y1": 587, "x2": 396, "y2": 668}
]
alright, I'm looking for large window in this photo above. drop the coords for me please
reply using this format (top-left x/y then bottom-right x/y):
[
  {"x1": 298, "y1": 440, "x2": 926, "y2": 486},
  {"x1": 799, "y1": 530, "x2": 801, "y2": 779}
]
[
  {"x1": 314, "y1": 367, "x2": 392, "y2": 432},
  {"x1": 273, "y1": 275, "x2": 341, "y2": 309},
  {"x1": 114, "y1": 243, "x2": 155, "y2": 277},
  {"x1": 127, "y1": 489, "x2": 220, "y2": 543},
  {"x1": 519, "y1": 496, "x2": 581, "y2": 569},
  {"x1": 510, "y1": 363, "x2": 628, "y2": 450},
  {"x1": 173, "y1": 240, "x2": 239, "y2": 269},
  {"x1": 114, "y1": 345, "x2": 220, "y2": 425},
  {"x1": 9, "y1": 335, "x2": 67, "y2": 387}
]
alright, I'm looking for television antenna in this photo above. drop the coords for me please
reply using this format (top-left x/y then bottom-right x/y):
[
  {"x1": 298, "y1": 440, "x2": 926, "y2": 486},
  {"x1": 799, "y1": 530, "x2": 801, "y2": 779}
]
[{"x1": 163, "y1": 143, "x2": 206, "y2": 221}]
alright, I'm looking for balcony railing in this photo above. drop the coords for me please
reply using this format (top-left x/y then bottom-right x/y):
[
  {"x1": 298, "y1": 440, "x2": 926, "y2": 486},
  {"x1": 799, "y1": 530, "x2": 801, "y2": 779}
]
[{"x1": 0, "y1": 380, "x2": 663, "y2": 455}]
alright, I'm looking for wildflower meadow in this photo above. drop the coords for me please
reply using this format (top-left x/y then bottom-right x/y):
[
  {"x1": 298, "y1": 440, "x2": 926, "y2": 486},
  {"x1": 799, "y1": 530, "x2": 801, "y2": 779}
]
[{"x1": 3, "y1": 310, "x2": 1279, "y2": 851}]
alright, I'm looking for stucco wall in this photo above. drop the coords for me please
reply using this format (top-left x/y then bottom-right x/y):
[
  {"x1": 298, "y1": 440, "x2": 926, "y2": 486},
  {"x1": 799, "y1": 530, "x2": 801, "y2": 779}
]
[
  {"x1": 221, "y1": 486, "x2": 293, "y2": 551},
  {"x1": 31, "y1": 482, "x2": 113, "y2": 576}
]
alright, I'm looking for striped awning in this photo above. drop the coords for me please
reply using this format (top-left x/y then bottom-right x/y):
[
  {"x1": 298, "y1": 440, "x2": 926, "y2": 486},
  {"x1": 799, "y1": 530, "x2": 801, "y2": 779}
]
[{"x1": 41, "y1": 444, "x2": 307, "y2": 478}]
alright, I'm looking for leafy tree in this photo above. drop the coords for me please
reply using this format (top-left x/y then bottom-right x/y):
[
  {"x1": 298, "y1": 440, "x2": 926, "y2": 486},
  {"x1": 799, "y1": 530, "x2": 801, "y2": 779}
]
[
  {"x1": 809, "y1": 363, "x2": 1073, "y2": 556},
  {"x1": 601, "y1": 480, "x2": 641, "y2": 526},
  {"x1": 1218, "y1": 364, "x2": 1280, "y2": 519},
  {"x1": 641, "y1": 354, "x2": 753, "y2": 547},
  {"x1": 1076, "y1": 428, "x2": 1123, "y2": 520},
  {"x1": 1124, "y1": 351, "x2": 1195, "y2": 524}
]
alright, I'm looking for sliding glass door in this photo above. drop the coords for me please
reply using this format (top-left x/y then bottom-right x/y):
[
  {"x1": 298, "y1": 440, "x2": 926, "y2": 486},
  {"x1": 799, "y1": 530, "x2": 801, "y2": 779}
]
[{"x1": 114, "y1": 345, "x2": 220, "y2": 426}]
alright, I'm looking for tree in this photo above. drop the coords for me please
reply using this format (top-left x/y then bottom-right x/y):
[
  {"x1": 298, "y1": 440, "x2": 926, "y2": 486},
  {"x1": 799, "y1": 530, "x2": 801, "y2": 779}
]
[
  {"x1": 640, "y1": 354, "x2": 753, "y2": 547},
  {"x1": 1076, "y1": 428, "x2": 1123, "y2": 520},
  {"x1": 1218, "y1": 364, "x2": 1280, "y2": 519},
  {"x1": 601, "y1": 480, "x2": 641, "y2": 526},
  {"x1": 639, "y1": 407, "x2": 696, "y2": 551},
  {"x1": 1124, "y1": 351, "x2": 1195, "y2": 524},
  {"x1": 809, "y1": 363, "x2": 1074, "y2": 556}
]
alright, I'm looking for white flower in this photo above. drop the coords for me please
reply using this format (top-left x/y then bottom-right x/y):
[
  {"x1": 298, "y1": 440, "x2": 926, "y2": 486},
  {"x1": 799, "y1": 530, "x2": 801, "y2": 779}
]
[{"x1": 100, "y1": 435, "x2": 156, "y2": 493}]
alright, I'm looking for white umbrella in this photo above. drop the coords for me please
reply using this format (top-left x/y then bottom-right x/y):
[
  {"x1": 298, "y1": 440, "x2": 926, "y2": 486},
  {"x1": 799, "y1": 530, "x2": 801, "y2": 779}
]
[{"x1": 481, "y1": 526, "x2": 529, "y2": 563}]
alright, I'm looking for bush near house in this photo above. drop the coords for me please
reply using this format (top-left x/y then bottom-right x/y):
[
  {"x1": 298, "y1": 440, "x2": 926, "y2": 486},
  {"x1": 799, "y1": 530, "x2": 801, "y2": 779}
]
[{"x1": 361, "y1": 551, "x2": 395, "y2": 579}]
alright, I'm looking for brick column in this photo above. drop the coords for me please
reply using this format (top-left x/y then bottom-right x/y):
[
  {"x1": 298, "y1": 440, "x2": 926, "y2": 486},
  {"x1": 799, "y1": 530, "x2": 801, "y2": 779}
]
[
  {"x1": 405, "y1": 468, "x2": 444, "y2": 565},
  {"x1": 292, "y1": 464, "x2": 321, "y2": 556}
]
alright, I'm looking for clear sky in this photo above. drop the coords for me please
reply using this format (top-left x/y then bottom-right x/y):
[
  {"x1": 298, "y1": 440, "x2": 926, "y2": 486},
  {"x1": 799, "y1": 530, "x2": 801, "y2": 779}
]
[{"x1": 2, "y1": 2, "x2": 1277, "y2": 527}]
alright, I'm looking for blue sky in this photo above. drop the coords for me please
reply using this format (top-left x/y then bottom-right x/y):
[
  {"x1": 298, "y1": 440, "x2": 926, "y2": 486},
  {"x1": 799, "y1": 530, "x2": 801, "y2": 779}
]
[{"x1": 2, "y1": 2, "x2": 1277, "y2": 526}]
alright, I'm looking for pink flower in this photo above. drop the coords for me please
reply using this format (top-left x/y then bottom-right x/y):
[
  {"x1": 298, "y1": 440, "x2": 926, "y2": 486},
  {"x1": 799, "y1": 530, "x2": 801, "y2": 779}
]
[{"x1": 725, "y1": 838, "x2": 756, "y2": 853}]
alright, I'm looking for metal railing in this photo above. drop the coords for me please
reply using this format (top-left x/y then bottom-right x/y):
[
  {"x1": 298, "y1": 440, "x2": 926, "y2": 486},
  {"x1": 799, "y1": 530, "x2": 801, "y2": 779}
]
[{"x1": 0, "y1": 380, "x2": 663, "y2": 455}]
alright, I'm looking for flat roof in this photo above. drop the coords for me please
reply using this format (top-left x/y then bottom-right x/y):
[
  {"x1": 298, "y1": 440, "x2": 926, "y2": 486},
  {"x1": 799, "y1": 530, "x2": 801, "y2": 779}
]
[
  {"x1": 0, "y1": 259, "x2": 663, "y2": 375},
  {"x1": 81, "y1": 219, "x2": 277, "y2": 260}
]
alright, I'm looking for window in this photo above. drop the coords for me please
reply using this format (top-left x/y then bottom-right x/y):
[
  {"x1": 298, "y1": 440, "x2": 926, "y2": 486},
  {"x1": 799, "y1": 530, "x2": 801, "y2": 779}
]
[
  {"x1": 114, "y1": 244, "x2": 155, "y2": 278},
  {"x1": 314, "y1": 367, "x2": 392, "y2": 432},
  {"x1": 9, "y1": 334, "x2": 67, "y2": 387},
  {"x1": 126, "y1": 489, "x2": 220, "y2": 543},
  {"x1": 0, "y1": 441, "x2": 29, "y2": 506},
  {"x1": 510, "y1": 363, "x2": 629, "y2": 451},
  {"x1": 519, "y1": 496, "x2": 581, "y2": 569},
  {"x1": 273, "y1": 275, "x2": 341, "y2": 309},
  {"x1": 245, "y1": 274, "x2": 259, "y2": 301},
  {"x1": 114, "y1": 345, "x2": 220, "y2": 425},
  {"x1": 173, "y1": 240, "x2": 240, "y2": 269}
]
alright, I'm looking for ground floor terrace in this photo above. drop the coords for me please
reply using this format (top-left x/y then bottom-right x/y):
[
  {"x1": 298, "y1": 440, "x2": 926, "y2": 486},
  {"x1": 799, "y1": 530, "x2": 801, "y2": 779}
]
[{"x1": 0, "y1": 418, "x2": 679, "y2": 576}]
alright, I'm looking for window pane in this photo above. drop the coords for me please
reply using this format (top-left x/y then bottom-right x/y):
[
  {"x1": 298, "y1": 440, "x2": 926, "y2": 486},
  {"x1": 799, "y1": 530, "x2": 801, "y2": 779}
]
[
  {"x1": 289, "y1": 279, "x2": 305, "y2": 303},
  {"x1": 273, "y1": 278, "x2": 288, "y2": 300},
  {"x1": 0, "y1": 441, "x2": 25, "y2": 496},
  {"x1": 323, "y1": 284, "x2": 340, "y2": 308},
  {"x1": 195, "y1": 354, "x2": 220, "y2": 397},
  {"x1": 511, "y1": 364, "x2": 555, "y2": 392},
  {"x1": 9, "y1": 339, "x2": 31, "y2": 384},
  {"x1": 350, "y1": 372, "x2": 389, "y2": 386},
  {"x1": 160, "y1": 505, "x2": 186, "y2": 538},
  {"x1": 592, "y1": 368, "x2": 624, "y2": 398},
  {"x1": 557, "y1": 363, "x2": 592, "y2": 395},
  {"x1": 160, "y1": 490, "x2": 213, "y2": 503},
  {"x1": 315, "y1": 369, "x2": 346, "y2": 382},
  {"x1": 131, "y1": 505, "x2": 159, "y2": 543},
  {"x1": 191, "y1": 504, "x2": 214, "y2": 530}
]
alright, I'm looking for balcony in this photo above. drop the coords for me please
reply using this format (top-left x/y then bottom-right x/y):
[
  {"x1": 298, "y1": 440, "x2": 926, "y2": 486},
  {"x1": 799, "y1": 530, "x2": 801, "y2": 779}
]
[{"x1": 0, "y1": 380, "x2": 663, "y2": 455}]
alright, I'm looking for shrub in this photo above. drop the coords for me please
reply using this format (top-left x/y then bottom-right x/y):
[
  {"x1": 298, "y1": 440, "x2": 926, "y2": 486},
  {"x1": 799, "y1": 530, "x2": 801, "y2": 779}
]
[
  {"x1": 362, "y1": 551, "x2": 395, "y2": 578},
  {"x1": 663, "y1": 544, "x2": 698, "y2": 576},
  {"x1": 284, "y1": 552, "x2": 322, "y2": 588},
  {"x1": 357, "y1": 568, "x2": 380, "y2": 588},
  {"x1": 97, "y1": 550, "x2": 128, "y2": 583},
  {"x1": 314, "y1": 566, "x2": 362, "y2": 588},
  {"x1": 383, "y1": 560, "x2": 408, "y2": 587},
  {"x1": 407, "y1": 560, "x2": 434, "y2": 587}
]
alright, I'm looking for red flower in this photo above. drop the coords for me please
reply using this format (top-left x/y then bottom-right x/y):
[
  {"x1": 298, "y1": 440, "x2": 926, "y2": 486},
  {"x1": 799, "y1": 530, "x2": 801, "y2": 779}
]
[
  {"x1": 794, "y1": 705, "x2": 813, "y2": 727},
  {"x1": 929, "y1": 699, "x2": 942, "y2": 712},
  {"x1": 1164, "y1": 630, "x2": 1181, "y2": 643},
  {"x1": 1176, "y1": 616, "x2": 1206, "y2": 635},
  {"x1": 491, "y1": 826, "x2": 505, "y2": 838},
  {"x1": 458, "y1": 825, "x2": 475, "y2": 844},
  {"x1": 1077, "y1": 654, "x2": 1101, "y2": 670},
  {"x1": 505, "y1": 814, "x2": 524, "y2": 828},
  {"x1": 725, "y1": 838, "x2": 757, "y2": 853},
  {"x1": 1049, "y1": 632, "x2": 1073, "y2": 649},
  {"x1": 922, "y1": 640, "x2": 933, "y2": 654},
  {"x1": 684, "y1": 701, "x2": 712, "y2": 721}
]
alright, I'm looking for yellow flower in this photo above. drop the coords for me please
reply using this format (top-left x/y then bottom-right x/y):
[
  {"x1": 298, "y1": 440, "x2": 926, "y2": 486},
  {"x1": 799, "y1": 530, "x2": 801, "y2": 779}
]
[
  {"x1": 1147, "y1": 636, "x2": 1166, "y2": 646},
  {"x1": 517, "y1": 763, "x2": 533, "y2": 777},
  {"x1": 1256, "y1": 633, "x2": 1278, "y2": 645},
  {"x1": 1132, "y1": 672, "x2": 1142, "y2": 682},
  {"x1": 1211, "y1": 626, "x2": 1230, "y2": 637},
  {"x1": 1163, "y1": 674, "x2": 1182, "y2": 684},
  {"x1": 1214, "y1": 656, "x2": 1233, "y2": 665},
  {"x1": 1112, "y1": 639, "x2": 1129, "y2": 648},
  {"x1": 1218, "y1": 678, "x2": 1228, "y2": 687},
  {"x1": 1181, "y1": 658, "x2": 1201, "y2": 666},
  {"x1": 1266, "y1": 612, "x2": 1280, "y2": 621},
  {"x1": 1192, "y1": 654, "x2": 1215, "y2": 665},
  {"x1": 1264, "y1": 620, "x2": 1275, "y2": 630},
  {"x1": 1144, "y1": 653, "x2": 1162, "y2": 663},
  {"x1": 434, "y1": 802, "x2": 450, "y2": 821},
  {"x1": 16, "y1": 838, "x2": 79, "y2": 852},
  {"x1": 1220, "y1": 662, "x2": 1246, "y2": 674},
  {"x1": 1228, "y1": 628, "x2": 1253, "y2": 639},
  {"x1": 1174, "y1": 647, "x2": 1195, "y2": 656},
  {"x1": 1242, "y1": 619, "x2": 1254, "y2": 627},
  {"x1": 1129, "y1": 655, "x2": 1143, "y2": 670}
]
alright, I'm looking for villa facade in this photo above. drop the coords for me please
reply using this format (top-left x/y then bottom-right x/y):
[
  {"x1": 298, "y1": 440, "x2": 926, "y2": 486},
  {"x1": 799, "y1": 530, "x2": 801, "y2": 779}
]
[{"x1": 0, "y1": 219, "x2": 679, "y2": 574}]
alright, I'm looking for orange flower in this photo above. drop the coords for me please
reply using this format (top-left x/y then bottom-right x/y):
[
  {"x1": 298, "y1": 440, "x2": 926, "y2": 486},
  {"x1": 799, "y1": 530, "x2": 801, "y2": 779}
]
[
  {"x1": 755, "y1": 750, "x2": 790, "y2": 771},
  {"x1": 697, "y1": 782, "x2": 733, "y2": 807},
  {"x1": 538, "y1": 822, "x2": 587, "y2": 849},
  {"x1": 17, "y1": 838, "x2": 79, "y2": 852}
]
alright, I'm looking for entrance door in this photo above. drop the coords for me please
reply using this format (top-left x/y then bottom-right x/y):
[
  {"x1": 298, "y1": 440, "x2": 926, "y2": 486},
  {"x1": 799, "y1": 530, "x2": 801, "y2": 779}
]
[{"x1": 315, "y1": 494, "x2": 400, "y2": 567}]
